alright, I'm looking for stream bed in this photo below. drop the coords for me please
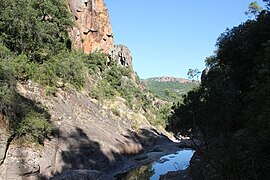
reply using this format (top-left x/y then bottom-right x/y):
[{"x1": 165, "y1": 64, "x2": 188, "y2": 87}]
[{"x1": 115, "y1": 149, "x2": 195, "y2": 180}]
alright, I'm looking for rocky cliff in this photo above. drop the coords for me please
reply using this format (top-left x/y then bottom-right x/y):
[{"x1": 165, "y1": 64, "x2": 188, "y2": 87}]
[
  {"x1": 111, "y1": 45, "x2": 133, "y2": 68},
  {"x1": 68, "y1": 0, "x2": 114, "y2": 54},
  {"x1": 111, "y1": 45, "x2": 136, "y2": 80},
  {"x1": 68, "y1": 1, "x2": 135, "y2": 76}
]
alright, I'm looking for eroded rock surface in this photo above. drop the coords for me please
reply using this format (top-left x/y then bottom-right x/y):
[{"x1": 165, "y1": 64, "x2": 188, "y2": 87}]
[
  {"x1": 68, "y1": 0, "x2": 114, "y2": 53},
  {"x1": 111, "y1": 45, "x2": 133, "y2": 68},
  {"x1": 111, "y1": 45, "x2": 136, "y2": 80},
  {"x1": 0, "y1": 146, "x2": 41, "y2": 179},
  {"x1": 0, "y1": 128, "x2": 8, "y2": 165}
]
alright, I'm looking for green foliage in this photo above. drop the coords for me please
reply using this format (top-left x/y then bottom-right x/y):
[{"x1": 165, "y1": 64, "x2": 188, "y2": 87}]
[
  {"x1": 245, "y1": 1, "x2": 263, "y2": 17},
  {"x1": 0, "y1": 61, "x2": 52, "y2": 143},
  {"x1": 0, "y1": 44, "x2": 13, "y2": 59},
  {"x1": 11, "y1": 54, "x2": 35, "y2": 81},
  {"x1": 0, "y1": 0, "x2": 73, "y2": 61},
  {"x1": 155, "y1": 103, "x2": 171, "y2": 128},
  {"x1": 145, "y1": 80, "x2": 197, "y2": 102},
  {"x1": 91, "y1": 79, "x2": 118, "y2": 101},
  {"x1": 45, "y1": 86, "x2": 57, "y2": 96},
  {"x1": 111, "y1": 108, "x2": 121, "y2": 117},
  {"x1": 90, "y1": 63, "x2": 133, "y2": 102},
  {"x1": 34, "y1": 60, "x2": 57, "y2": 87},
  {"x1": 87, "y1": 60, "x2": 168, "y2": 128},
  {"x1": 10, "y1": 51, "x2": 87, "y2": 90},
  {"x1": 50, "y1": 51, "x2": 86, "y2": 89},
  {"x1": 85, "y1": 52, "x2": 107, "y2": 74},
  {"x1": 168, "y1": 10, "x2": 270, "y2": 179},
  {"x1": 16, "y1": 110, "x2": 52, "y2": 142}
]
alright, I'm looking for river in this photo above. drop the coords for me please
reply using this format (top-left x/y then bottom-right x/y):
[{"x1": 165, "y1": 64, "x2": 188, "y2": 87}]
[{"x1": 115, "y1": 148, "x2": 195, "y2": 180}]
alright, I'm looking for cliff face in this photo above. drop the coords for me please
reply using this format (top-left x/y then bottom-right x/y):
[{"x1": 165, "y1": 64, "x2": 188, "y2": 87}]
[
  {"x1": 68, "y1": 0, "x2": 114, "y2": 54},
  {"x1": 111, "y1": 45, "x2": 133, "y2": 68},
  {"x1": 68, "y1": 1, "x2": 135, "y2": 74}
]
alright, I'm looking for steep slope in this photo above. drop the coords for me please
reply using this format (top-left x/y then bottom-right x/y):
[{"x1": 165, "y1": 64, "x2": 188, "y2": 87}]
[{"x1": 0, "y1": 77, "x2": 174, "y2": 179}]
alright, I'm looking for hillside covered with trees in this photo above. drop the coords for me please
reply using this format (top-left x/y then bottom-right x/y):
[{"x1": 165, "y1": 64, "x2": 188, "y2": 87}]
[
  {"x1": 144, "y1": 77, "x2": 197, "y2": 102},
  {"x1": 168, "y1": 1, "x2": 270, "y2": 179}
]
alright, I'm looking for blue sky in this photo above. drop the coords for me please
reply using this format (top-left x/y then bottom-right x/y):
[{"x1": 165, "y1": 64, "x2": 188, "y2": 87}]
[{"x1": 104, "y1": 0, "x2": 265, "y2": 79}]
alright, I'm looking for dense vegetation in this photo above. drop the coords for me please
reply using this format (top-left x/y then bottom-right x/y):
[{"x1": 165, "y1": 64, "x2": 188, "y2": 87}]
[
  {"x1": 144, "y1": 79, "x2": 197, "y2": 102},
  {"x1": 168, "y1": 2, "x2": 270, "y2": 179},
  {"x1": 0, "y1": 0, "x2": 72, "y2": 61}
]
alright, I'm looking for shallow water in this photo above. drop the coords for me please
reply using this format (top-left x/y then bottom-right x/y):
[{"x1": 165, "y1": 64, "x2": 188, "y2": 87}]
[{"x1": 115, "y1": 149, "x2": 195, "y2": 180}]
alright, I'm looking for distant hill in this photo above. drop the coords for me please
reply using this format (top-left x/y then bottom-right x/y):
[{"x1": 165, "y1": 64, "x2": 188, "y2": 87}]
[
  {"x1": 145, "y1": 76, "x2": 192, "y2": 83},
  {"x1": 143, "y1": 76, "x2": 198, "y2": 102}
]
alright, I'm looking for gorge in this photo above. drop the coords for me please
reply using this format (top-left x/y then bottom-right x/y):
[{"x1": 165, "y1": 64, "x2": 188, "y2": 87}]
[
  {"x1": 0, "y1": 0, "x2": 194, "y2": 179},
  {"x1": 1, "y1": 0, "x2": 270, "y2": 180}
]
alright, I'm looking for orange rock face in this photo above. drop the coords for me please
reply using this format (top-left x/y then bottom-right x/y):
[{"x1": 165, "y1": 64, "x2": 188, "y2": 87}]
[{"x1": 68, "y1": 0, "x2": 114, "y2": 54}]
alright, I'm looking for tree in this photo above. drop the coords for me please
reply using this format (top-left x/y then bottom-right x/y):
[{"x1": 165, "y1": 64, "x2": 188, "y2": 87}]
[
  {"x1": 0, "y1": 0, "x2": 73, "y2": 61},
  {"x1": 187, "y1": 68, "x2": 201, "y2": 81},
  {"x1": 169, "y1": 8, "x2": 270, "y2": 179},
  {"x1": 245, "y1": 1, "x2": 263, "y2": 17}
]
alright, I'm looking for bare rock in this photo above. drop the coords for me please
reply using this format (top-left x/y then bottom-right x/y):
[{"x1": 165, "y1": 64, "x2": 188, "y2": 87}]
[
  {"x1": 0, "y1": 129, "x2": 8, "y2": 164},
  {"x1": 111, "y1": 45, "x2": 136, "y2": 80},
  {"x1": 111, "y1": 45, "x2": 133, "y2": 68},
  {"x1": 0, "y1": 146, "x2": 41, "y2": 180},
  {"x1": 68, "y1": 0, "x2": 114, "y2": 54}
]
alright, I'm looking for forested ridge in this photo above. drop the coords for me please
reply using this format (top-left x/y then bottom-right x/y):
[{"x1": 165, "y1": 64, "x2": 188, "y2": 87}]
[
  {"x1": 168, "y1": 1, "x2": 270, "y2": 179},
  {"x1": 144, "y1": 78, "x2": 197, "y2": 102}
]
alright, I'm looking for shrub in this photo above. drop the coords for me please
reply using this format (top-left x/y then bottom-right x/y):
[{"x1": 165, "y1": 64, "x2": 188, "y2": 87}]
[
  {"x1": 34, "y1": 61, "x2": 58, "y2": 87},
  {"x1": 33, "y1": 51, "x2": 87, "y2": 90},
  {"x1": 0, "y1": 44, "x2": 13, "y2": 59},
  {"x1": 51, "y1": 51, "x2": 86, "y2": 89},
  {"x1": 45, "y1": 86, "x2": 57, "y2": 96},
  {"x1": 111, "y1": 108, "x2": 121, "y2": 117},
  {"x1": 90, "y1": 79, "x2": 118, "y2": 101},
  {"x1": 85, "y1": 52, "x2": 107, "y2": 74},
  {"x1": 0, "y1": 61, "x2": 53, "y2": 143},
  {"x1": 16, "y1": 110, "x2": 52, "y2": 142},
  {"x1": 11, "y1": 54, "x2": 35, "y2": 81}
]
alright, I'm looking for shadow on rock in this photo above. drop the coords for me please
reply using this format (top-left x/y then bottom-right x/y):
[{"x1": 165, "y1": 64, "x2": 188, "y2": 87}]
[{"x1": 39, "y1": 126, "x2": 173, "y2": 180}]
